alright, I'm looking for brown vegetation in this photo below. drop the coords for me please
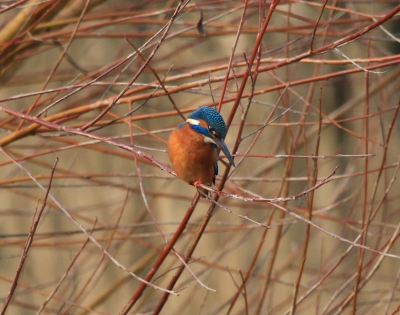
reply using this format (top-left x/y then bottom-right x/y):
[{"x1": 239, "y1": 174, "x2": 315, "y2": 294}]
[{"x1": 1, "y1": 1, "x2": 400, "y2": 314}]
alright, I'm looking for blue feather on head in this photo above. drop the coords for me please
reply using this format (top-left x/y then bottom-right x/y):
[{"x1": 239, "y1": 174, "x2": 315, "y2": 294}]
[
  {"x1": 188, "y1": 106, "x2": 227, "y2": 139},
  {"x1": 167, "y1": 106, "x2": 235, "y2": 197}
]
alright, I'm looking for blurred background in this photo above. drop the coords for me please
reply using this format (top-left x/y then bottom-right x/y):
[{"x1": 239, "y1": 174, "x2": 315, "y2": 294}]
[{"x1": 1, "y1": 0, "x2": 400, "y2": 314}]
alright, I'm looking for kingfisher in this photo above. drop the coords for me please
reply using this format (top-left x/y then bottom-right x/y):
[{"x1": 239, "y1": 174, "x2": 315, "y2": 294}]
[{"x1": 168, "y1": 106, "x2": 235, "y2": 196}]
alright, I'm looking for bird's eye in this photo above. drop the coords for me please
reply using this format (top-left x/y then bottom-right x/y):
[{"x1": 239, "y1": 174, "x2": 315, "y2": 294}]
[
  {"x1": 208, "y1": 126, "x2": 216, "y2": 136},
  {"x1": 208, "y1": 126, "x2": 217, "y2": 136}
]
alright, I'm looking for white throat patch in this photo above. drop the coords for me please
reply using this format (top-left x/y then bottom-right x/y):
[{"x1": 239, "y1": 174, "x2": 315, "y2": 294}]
[{"x1": 204, "y1": 136, "x2": 216, "y2": 144}]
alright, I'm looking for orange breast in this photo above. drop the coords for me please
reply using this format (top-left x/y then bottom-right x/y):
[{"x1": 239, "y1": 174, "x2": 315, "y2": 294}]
[{"x1": 168, "y1": 123, "x2": 217, "y2": 186}]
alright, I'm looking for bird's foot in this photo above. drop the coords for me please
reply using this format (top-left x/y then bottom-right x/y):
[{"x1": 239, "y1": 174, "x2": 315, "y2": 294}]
[
  {"x1": 193, "y1": 180, "x2": 210, "y2": 198},
  {"x1": 193, "y1": 179, "x2": 203, "y2": 188}
]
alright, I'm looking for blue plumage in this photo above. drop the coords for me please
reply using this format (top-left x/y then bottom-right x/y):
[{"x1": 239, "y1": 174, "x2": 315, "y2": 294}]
[
  {"x1": 167, "y1": 106, "x2": 235, "y2": 197},
  {"x1": 188, "y1": 106, "x2": 227, "y2": 138},
  {"x1": 187, "y1": 107, "x2": 235, "y2": 180}
]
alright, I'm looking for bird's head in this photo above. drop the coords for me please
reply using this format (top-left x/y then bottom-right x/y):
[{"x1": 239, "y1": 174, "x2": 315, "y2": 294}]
[{"x1": 186, "y1": 107, "x2": 235, "y2": 167}]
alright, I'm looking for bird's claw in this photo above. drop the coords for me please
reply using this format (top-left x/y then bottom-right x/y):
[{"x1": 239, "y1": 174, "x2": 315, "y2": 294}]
[{"x1": 193, "y1": 180, "x2": 203, "y2": 188}]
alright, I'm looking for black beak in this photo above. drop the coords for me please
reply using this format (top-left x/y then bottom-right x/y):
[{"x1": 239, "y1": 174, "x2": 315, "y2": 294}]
[{"x1": 213, "y1": 137, "x2": 236, "y2": 167}]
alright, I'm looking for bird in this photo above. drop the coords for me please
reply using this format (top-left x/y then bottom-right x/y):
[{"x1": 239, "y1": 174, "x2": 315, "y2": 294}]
[{"x1": 168, "y1": 106, "x2": 235, "y2": 196}]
